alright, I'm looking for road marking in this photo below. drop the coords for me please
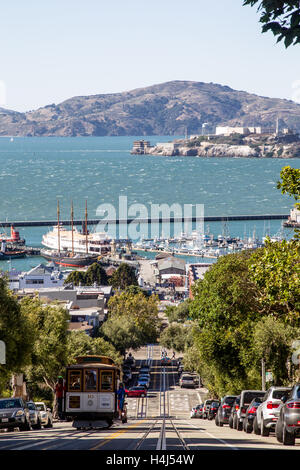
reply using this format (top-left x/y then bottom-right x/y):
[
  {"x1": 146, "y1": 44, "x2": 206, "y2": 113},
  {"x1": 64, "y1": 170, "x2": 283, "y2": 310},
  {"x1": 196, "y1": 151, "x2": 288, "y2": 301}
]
[
  {"x1": 90, "y1": 419, "x2": 147, "y2": 450},
  {"x1": 190, "y1": 424, "x2": 239, "y2": 450}
]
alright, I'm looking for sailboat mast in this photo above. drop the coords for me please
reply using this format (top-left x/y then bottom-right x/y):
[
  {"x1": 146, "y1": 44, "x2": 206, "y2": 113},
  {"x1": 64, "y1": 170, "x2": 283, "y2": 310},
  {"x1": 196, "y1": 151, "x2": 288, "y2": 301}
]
[
  {"x1": 85, "y1": 200, "x2": 88, "y2": 254},
  {"x1": 71, "y1": 201, "x2": 74, "y2": 256},
  {"x1": 57, "y1": 200, "x2": 60, "y2": 254}
]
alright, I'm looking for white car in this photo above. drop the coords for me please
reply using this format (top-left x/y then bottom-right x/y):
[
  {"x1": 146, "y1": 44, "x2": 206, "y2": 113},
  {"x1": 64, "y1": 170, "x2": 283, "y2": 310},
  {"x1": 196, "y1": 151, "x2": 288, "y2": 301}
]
[
  {"x1": 254, "y1": 386, "x2": 292, "y2": 436},
  {"x1": 34, "y1": 402, "x2": 53, "y2": 428}
]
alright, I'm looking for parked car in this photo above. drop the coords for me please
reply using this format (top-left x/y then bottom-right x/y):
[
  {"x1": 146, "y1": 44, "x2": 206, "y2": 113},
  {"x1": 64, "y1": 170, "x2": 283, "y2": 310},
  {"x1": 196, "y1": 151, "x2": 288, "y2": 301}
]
[
  {"x1": 0, "y1": 397, "x2": 32, "y2": 432},
  {"x1": 207, "y1": 400, "x2": 220, "y2": 420},
  {"x1": 275, "y1": 383, "x2": 300, "y2": 446},
  {"x1": 229, "y1": 395, "x2": 240, "y2": 428},
  {"x1": 243, "y1": 397, "x2": 264, "y2": 433},
  {"x1": 215, "y1": 395, "x2": 237, "y2": 427},
  {"x1": 35, "y1": 402, "x2": 53, "y2": 428},
  {"x1": 202, "y1": 399, "x2": 213, "y2": 419},
  {"x1": 26, "y1": 401, "x2": 42, "y2": 429},
  {"x1": 125, "y1": 386, "x2": 147, "y2": 398},
  {"x1": 190, "y1": 404, "x2": 203, "y2": 418},
  {"x1": 234, "y1": 390, "x2": 265, "y2": 431},
  {"x1": 179, "y1": 375, "x2": 196, "y2": 389},
  {"x1": 254, "y1": 386, "x2": 292, "y2": 436}
]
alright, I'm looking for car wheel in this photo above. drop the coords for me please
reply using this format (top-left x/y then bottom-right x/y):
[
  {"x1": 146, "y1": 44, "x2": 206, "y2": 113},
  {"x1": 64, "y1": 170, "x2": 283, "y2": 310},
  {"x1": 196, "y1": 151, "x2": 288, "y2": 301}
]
[
  {"x1": 275, "y1": 418, "x2": 283, "y2": 443},
  {"x1": 282, "y1": 423, "x2": 295, "y2": 446},
  {"x1": 237, "y1": 419, "x2": 243, "y2": 431},
  {"x1": 19, "y1": 420, "x2": 32, "y2": 432},
  {"x1": 215, "y1": 415, "x2": 219, "y2": 426},
  {"x1": 229, "y1": 415, "x2": 233, "y2": 429},
  {"x1": 253, "y1": 416, "x2": 261, "y2": 435},
  {"x1": 245, "y1": 421, "x2": 253, "y2": 434},
  {"x1": 261, "y1": 417, "x2": 269, "y2": 437},
  {"x1": 233, "y1": 414, "x2": 238, "y2": 429},
  {"x1": 33, "y1": 419, "x2": 42, "y2": 430}
]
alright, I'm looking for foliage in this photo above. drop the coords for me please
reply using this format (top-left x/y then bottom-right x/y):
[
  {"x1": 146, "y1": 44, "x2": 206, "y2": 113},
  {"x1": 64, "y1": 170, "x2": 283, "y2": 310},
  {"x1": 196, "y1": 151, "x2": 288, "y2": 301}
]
[
  {"x1": 249, "y1": 239, "x2": 300, "y2": 324},
  {"x1": 243, "y1": 1, "x2": 300, "y2": 47},
  {"x1": 277, "y1": 165, "x2": 300, "y2": 208},
  {"x1": 252, "y1": 316, "x2": 300, "y2": 384},
  {"x1": 101, "y1": 291, "x2": 160, "y2": 355},
  {"x1": 159, "y1": 323, "x2": 194, "y2": 353},
  {"x1": 21, "y1": 297, "x2": 70, "y2": 392},
  {"x1": 0, "y1": 276, "x2": 33, "y2": 392},
  {"x1": 64, "y1": 263, "x2": 108, "y2": 286},
  {"x1": 164, "y1": 299, "x2": 191, "y2": 323},
  {"x1": 108, "y1": 263, "x2": 138, "y2": 290}
]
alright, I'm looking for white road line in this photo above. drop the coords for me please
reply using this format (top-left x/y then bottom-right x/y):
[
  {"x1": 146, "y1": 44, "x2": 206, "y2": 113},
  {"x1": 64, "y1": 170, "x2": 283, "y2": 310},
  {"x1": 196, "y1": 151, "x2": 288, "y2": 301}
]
[{"x1": 190, "y1": 424, "x2": 239, "y2": 450}]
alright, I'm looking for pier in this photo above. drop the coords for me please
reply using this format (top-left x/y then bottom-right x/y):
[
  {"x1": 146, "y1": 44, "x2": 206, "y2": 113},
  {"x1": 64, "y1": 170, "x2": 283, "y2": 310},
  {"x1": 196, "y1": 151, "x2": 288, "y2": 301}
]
[{"x1": 0, "y1": 214, "x2": 289, "y2": 228}]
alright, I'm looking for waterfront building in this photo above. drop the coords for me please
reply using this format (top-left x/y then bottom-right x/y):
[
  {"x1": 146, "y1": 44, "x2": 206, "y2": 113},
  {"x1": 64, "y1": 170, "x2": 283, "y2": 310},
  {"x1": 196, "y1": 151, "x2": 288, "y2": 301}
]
[
  {"x1": 131, "y1": 140, "x2": 152, "y2": 154},
  {"x1": 8, "y1": 263, "x2": 65, "y2": 291},
  {"x1": 215, "y1": 126, "x2": 263, "y2": 136}
]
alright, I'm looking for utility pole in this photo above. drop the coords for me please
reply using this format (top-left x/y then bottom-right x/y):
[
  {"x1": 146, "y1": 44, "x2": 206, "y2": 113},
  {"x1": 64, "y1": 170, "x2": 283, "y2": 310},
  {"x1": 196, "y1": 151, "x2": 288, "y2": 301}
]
[{"x1": 261, "y1": 358, "x2": 266, "y2": 392}]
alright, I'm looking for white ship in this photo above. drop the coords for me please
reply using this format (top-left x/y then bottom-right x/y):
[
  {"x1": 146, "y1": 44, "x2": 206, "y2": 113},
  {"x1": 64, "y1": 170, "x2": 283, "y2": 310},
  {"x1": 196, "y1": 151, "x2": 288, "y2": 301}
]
[{"x1": 42, "y1": 225, "x2": 112, "y2": 255}]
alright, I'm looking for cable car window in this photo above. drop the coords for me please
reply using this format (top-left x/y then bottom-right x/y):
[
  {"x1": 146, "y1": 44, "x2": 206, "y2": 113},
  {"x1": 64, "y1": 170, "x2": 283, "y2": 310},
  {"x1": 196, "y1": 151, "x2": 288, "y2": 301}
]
[
  {"x1": 101, "y1": 371, "x2": 113, "y2": 391},
  {"x1": 84, "y1": 369, "x2": 97, "y2": 391},
  {"x1": 68, "y1": 370, "x2": 82, "y2": 391}
]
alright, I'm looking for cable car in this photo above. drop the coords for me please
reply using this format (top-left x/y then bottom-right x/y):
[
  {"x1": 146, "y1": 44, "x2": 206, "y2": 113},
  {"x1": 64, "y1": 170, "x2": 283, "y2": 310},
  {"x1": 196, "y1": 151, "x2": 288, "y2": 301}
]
[{"x1": 62, "y1": 355, "x2": 121, "y2": 429}]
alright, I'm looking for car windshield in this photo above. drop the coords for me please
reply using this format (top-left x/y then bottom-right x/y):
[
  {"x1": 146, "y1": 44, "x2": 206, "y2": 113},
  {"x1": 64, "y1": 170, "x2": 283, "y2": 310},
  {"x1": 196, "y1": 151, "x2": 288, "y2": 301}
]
[
  {"x1": 182, "y1": 376, "x2": 194, "y2": 381},
  {"x1": 243, "y1": 392, "x2": 265, "y2": 405},
  {"x1": 224, "y1": 397, "x2": 236, "y2": 405},
  {"x1": 273, "y1": 390, "x2": 291, "y2": 400},
  {"x1": 0, "y1": 399, "x2": 22, "y2": 409},
  {"x1": 295, "y1": 387, "x2": 300, "y2": 399},
  {"x1": 35, "y1": 404, "x2": 45, "y2": 411}
]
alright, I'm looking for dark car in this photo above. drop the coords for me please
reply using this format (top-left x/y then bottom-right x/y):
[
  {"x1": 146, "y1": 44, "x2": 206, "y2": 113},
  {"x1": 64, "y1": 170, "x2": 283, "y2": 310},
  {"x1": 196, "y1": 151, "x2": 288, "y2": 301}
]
[
  {"x1": 207, "y1": 400, "x2": 220, "y2": 420},
  {"x1": 215, "y1": 395, "x2": 237, "y2": 426},
  {"x1": 275, "y1": 383, "x2": 300, "y2": 446},
  {"x1": 0, "y1": 397, "x2": 32, "y2": 432},
  {"x1": 243, "y1": 397, "x2": 263, "y2": 433},
  {"x1": 229, "y1": 395, "x2": 240, "y2": 428}
]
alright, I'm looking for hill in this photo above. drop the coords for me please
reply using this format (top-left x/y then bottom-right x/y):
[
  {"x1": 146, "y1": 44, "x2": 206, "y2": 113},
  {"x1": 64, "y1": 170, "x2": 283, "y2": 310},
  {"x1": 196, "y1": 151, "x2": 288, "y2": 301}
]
[{"x1": 1, "y1": 81, "x2": 300, "y2": 136}]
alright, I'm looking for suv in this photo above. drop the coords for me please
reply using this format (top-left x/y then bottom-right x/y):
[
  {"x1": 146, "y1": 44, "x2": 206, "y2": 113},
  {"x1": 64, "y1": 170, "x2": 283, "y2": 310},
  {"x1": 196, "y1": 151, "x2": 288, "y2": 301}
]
[
  {"x1": 243, "y1": 397, "x2": 263, "y2": 433},
  {"x1": 229, "y1": 395, "x2": 240, "y2": 428},
  {"x1": 35, "y1": 402, "x2": 53, "y2": 428},
  {"x1": 179, "y1": 375, "x2": 196, "y2": 389},
  {"x1": 235, "y1": 390, "x2": 265, "y2": 431},
  {"x1": 202, "y1": 399, "x2": 213, "y2": 419},
  {"x1": 275, "y1": 383, "x2": 300, "y2": 446},
  {"x1": 215, "y1": 395, "x2": 237, "y2": 427},
  {"x1": 0, "y1": 397, "x2": 32, "y2": 432},
  {"x1": 255, "y1": 386, "x2": 292, "y2": 436}
]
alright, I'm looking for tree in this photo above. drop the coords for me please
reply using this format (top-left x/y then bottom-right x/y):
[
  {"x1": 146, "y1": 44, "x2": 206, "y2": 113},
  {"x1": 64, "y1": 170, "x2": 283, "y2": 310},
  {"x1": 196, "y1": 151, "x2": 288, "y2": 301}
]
[
  {"x1": 165, "y1": 299, "x2": 191, "y2": 323},
  {"x1": 249, "y1": 239, "x2": 300, "y2": 325},
  {"x1": 252, "y1": 317, "x2": 300, "y2": 384},
  {"x1": 0, "y1": 276, "x2": 33, "y2": 392},
  {"x1": 101, "y1": 290, "x2": 160, "y2": 355},
  {"x1": 159, "y1": 323, "x2": 193, "y2": 353},
  {"x1": 64, "y1": 263, "x2": 108, "y2": 286},
  {"x1": 243, "y1": 1, "x2": 300, "y2": 47},
  {"x1": 66, "y1": 331, "x2": 122, "y2": 367},
  {"x1": 277, "y1": 166, "x2": 300, "y2": 239},
  {"x1": 109, "y1": 263, "x2": 138, "y2": 290}
]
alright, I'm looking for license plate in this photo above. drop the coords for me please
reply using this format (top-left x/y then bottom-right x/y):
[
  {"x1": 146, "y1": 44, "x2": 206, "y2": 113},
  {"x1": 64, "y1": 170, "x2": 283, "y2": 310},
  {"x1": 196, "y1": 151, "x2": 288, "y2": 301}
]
[{"x1": 1, "y1": 418, "x2": 8, "y2": 422}]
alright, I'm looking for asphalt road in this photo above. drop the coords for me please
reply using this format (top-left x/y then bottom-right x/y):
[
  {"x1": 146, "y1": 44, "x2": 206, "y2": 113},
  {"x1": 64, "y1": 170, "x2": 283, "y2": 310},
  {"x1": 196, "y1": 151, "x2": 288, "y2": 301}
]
[{"x1": 0, "y1": 345, "x2": 299, "y2": 452}]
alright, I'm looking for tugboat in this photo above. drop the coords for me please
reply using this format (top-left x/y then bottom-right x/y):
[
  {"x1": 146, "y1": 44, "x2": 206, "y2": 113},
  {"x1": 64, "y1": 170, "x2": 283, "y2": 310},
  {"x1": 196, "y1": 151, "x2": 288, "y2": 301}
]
[
  {"x1": 0, "y1": 226, "x2": 25, "y2": 246},
  {"x1": 0, "y1": 241, "x2": 26, "y2": 260},
  {"x1": 40, "y1": 201, "x2": 99, "y2": 268}
]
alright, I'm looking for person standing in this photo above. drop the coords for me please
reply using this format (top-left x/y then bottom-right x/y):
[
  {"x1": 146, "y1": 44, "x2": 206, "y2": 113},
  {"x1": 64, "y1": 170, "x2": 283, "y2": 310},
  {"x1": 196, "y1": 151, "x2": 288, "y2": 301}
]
[
  {"x1": 55, "y1": 376, "x2": 66, "y2": 420},
  {"x1": 116, "y1": 383, "x2": 126, "y2": 419}
]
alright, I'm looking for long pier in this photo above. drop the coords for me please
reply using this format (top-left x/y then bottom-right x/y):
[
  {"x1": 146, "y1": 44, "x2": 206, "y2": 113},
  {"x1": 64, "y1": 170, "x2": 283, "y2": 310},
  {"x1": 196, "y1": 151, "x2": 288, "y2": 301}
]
[{"x1": 0, "y1": 214, "x2": 288, "y2": 227}]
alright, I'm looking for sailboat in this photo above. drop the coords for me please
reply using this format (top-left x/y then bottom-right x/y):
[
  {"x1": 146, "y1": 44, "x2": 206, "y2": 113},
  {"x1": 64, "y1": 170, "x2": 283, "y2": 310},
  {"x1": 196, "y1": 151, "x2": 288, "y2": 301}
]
[{"x1": 40, "y1": 201, "x2": 99, "y2": 268}]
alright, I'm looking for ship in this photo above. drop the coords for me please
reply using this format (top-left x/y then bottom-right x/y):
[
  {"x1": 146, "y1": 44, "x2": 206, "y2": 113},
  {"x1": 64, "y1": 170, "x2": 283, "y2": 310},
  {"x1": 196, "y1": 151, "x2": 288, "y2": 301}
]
[
  {"x1": 0, "y1": 241, "x2": 26, "y2": 260},
  {"x1": 0, "y1": 226, "x2": 25, "y2": 245},
  {"x1": 40, "y1": 201, "x2": 104, "y2": 268}
]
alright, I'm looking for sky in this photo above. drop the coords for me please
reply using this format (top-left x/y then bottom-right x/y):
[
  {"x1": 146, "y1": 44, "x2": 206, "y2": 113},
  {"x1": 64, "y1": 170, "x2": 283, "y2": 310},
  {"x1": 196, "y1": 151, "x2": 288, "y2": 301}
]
[{"x1": 0, "y1": 0, "x2": 300, "y2": 112}]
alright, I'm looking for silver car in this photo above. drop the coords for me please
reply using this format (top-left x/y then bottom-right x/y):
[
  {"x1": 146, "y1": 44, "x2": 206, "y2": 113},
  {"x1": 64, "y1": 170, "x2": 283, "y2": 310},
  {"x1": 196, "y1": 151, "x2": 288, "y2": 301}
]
[
  {"x1": 275, "y1": 383, "x2": 300, "y2": 446},
  {"x1": 35, "y1": 402, "x2": 53, "y2": 428},
  {"x1": 26, "y1": 401, "x2": 42, "y2": 429}
]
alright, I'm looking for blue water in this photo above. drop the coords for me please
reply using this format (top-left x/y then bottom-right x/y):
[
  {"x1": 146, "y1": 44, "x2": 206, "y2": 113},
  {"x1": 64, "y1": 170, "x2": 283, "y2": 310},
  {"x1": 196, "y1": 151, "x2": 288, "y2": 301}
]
[{"x1": 0, "y1": 136, "x2": 298, "y2": 272}]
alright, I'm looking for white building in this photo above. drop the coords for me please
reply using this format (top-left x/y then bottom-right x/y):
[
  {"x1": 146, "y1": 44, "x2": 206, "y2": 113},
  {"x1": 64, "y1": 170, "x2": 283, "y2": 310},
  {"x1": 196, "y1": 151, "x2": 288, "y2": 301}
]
[
  {"x1": 8, "y1": 264, "x2": 66, "y2": 291},
  {"x1": 215, "y1": 126, "x2": 262, "y2": 136}
]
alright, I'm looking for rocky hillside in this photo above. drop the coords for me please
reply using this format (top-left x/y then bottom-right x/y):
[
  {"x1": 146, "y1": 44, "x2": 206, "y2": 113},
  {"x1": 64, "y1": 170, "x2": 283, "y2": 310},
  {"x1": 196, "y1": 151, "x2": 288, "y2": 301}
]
[{"x1": 1, "y1": 81, "x2": 300, "y2": 136}]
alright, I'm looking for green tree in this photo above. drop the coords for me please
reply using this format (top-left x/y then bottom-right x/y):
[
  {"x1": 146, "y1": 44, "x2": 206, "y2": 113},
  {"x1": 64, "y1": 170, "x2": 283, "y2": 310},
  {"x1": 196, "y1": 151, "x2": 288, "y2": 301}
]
[
  {"x1": 277, "y1": 166, "x2": 300, "y2": 239},
  {"x1": 85, "y1": 263, "x2": 108, "y2": 286},
  {"x1": 252, "y1": 316, "x2": 300, "y2": 384},
  {"x1": 64, "y1": 270, "x2": 86, "y2": 286},
  {"x1": 0, "y1": 276, "x2": 33, "y2": 392},
  {"x1": 159, "y1": 323, "x2": 193, "y2": 353},
  {"x1": 165, "y1": 299, "x2": 191, "y2": 323},
  {"x1": 65, "y1": 331, "x2": 122, "y2": 366},
  {"x1": 243, "y1": 1, "x2": 300, "y2": 47},
  {"x1": 109, "y1": 263, "x2": 138, "y2": 290}
]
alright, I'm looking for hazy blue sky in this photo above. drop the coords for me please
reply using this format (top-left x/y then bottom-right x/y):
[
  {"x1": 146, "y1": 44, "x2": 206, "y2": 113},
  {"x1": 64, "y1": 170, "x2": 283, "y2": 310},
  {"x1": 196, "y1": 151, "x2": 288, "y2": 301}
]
[{"x1": 1, "y1": 0, "x2": 300, "y2": 111}]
